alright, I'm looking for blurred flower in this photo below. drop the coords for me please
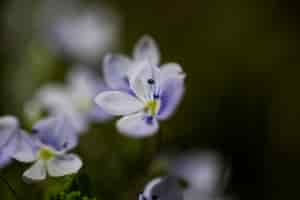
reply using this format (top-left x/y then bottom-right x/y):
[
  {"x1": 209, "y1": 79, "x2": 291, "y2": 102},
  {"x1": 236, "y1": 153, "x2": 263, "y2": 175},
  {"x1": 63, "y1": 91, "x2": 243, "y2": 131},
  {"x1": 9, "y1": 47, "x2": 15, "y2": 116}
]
[
  {"x1": 139, "y1": 176, "x2": 183, "y2": 200},
  {"x1": 103, "y1": 35, "x2": 185, "y2": 92},
  {"x1": 167, "y1": 151, "x2": 231, "y2": 200},
  {"x1": 13, "y1": 116, "x2": 82, "y2": 182},
  {"x1": 95, "y1": 36, "x2": 185, "y2": 138},
  {"x1": 38, "y1": 0, "x2": 121, "y2": 64},
  {"x1": 25, "y1": 66, "x2": 111, "y2": 133},
  {"x1": 0, "y1": 116, "x2": 21, "y2": 168}
]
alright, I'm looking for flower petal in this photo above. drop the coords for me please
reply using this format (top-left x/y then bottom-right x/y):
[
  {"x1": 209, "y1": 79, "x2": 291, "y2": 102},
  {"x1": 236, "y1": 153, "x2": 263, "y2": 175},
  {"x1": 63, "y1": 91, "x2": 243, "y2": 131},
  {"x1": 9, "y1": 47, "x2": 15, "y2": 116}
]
[
  {"x1": 116, "y1": 112, "x2": 159, "y2": 138},
  {"x1": 47, "y1": 154, "x2": 82, "y2": 177},
  {"x1": 32, "y1": 116, "x2": 78, "y2": 151},
  {"x1": 129, "y1": 61, "x2": 160, "y2": 101},
  {"x1": 0, "y1": 116, "x2": 19, "y2": 147},
  {"x1": 23, "y1": 160, "x2": 46, "y2": 182},
  {"x1": 13, "y1": 131, "x2": 37, "y2": 163},
  {"x1": 103, "y1": 54, "x2": 132, "y2": 90},
  {"x1": 94, "y1": 91, "x2": 144, "y2": 116},
  {"x1": 160, "y1": 63, "x2": 186, "y2": 83},
  {"x1": 157, "y1": 78, "x2": 185, "y2": 120},
  {"x1": 133, "y1": 35, "x2": 160, "y2": 66}
]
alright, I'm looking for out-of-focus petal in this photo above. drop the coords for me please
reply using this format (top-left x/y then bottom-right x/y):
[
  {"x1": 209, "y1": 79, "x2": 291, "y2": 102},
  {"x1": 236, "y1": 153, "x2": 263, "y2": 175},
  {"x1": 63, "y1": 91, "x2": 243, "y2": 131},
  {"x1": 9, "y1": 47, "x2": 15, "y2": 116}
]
[
  {"x1": 13, "y1": 131, "x2": 37, "y2": 163},
  {"x1": 23, "y1": 160, "x2": 46, "y2": 182},
  {"x1": 32, "y1": 116, "x2": 78, "y2": 151},
  {"x1": 116, "y1": 112, "x2": 159, "y2": 138},
  {"x1": 47, "y1": 154, "x2": 82, "y2": 177},
  {"x1": 94, "y1": 91, "x2": 144, "y2": 116},
  {"x1": 0, "y1": 116, "x2": 20, "y2": 168},
  {"x1": 133, "y1": 35, "x2": 160, "y2": 66},
  {"x1": 103, "y1": 54, "x2": 132, "y2": 90},
  {"x1": 0, "y1": 116, "x2": 19, "y2": 146},
  {"x1": 157, "y1": 78, "x2": 184, "y2": 120}
]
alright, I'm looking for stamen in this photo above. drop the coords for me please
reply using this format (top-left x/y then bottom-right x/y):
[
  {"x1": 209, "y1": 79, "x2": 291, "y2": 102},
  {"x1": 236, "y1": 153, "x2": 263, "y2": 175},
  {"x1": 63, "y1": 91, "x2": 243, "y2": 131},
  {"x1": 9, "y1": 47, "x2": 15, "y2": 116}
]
[
  {"x1": 145, "y1": 116, "x2": 154, "y2": 125},
  {"x1": 147, "y1": 79, "x2": 155, "y2": 85},
  {"x1": 32, "y1": 128, "x2": 39, "y2": 134}
]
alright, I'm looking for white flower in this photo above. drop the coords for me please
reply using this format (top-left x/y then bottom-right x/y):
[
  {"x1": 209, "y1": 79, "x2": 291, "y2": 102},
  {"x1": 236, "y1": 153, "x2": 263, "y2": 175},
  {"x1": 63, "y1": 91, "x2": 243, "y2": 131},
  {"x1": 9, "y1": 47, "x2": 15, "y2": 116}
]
[
  {"x1": 167, "y1": 151, "x2": 231, "y2": 200},
  {"x1": 102, "y1": 35, "x2": 185, "y2": 92},
  {"x1": 139, "y1": 176, "x2": 183, "y2": 200},
  {"x1": 13, "y1": 116, "x2": 82, "y2": 182},
  {"x1": 25, "y1": 66, "x2": 111, "y2": 133},
  {"x1": 37, "y1": 0, "x2": 121, "y2": 63},
  {"x1": 95, "y1": 36, "x2": 186, "y2": 138}
]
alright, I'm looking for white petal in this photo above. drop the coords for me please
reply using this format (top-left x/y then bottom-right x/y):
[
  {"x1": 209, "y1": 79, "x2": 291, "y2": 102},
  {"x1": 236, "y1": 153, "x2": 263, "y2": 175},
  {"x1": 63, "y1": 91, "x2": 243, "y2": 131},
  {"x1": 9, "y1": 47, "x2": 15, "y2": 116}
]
[
  {"x1": 94, "y1": 91, "x2": 144, "y2": 116},
  {"x1": 116, "y1": 113, "x2": 159, "y2": 138},
  {"x1": 23, "y1": 160, "x2": 46, "y2": 182},
  {"x1": 13, "y1": 131, "x2": 37, "y2": 163},
  {"x1": 133, "y1": 35, "x2": 160, "y2": 65},
  {"x1": 160, "y1": 63, "x2": 186, "y2": 83},
  {"x1": 47, "y1": 154, "x2": 82, "y2": 177},
  {"x1": 129, "y1": 61, "x2": 159, "y2": 101}
]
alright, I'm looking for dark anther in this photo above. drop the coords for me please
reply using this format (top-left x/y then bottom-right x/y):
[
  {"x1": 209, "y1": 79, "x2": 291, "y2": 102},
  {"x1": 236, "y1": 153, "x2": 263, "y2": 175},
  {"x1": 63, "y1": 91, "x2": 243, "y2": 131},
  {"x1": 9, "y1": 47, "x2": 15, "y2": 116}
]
[
  {"x1": 147, "y1": 79, "x2": 155, "y2": 85},
  {"x1": 153, "y1": 94, "x2": 160, "y2": 99},
  {"x1": 152, "y1": 195, "x2": 159, "y2": 200},
  {"x1": 145, "y1": 116, "x2": 153, "y2": 125},
  {"x1": 62, "y1": 142, "x2": 68, "y2": 148},
  {"x1": 32, "y1": 129, "x2": 38, "y2": 134}
]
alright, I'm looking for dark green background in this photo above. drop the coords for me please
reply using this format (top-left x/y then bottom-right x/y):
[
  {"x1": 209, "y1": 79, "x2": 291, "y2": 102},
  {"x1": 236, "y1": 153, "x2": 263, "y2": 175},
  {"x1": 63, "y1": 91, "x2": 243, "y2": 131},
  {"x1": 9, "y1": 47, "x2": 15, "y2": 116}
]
[{"x1": 0, "y1": 0, "x2": 300, "y2": 199}]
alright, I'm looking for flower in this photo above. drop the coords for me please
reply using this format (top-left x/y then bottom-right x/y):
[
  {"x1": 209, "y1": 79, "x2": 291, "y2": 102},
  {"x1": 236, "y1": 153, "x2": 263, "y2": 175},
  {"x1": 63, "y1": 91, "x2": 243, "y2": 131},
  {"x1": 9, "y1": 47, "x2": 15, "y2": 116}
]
[
  {"x1": 102, "y1": 35, "x2": 185, "y2": 92},
  {"x1": 25, "y1": 66, "x2": 111, "y2": 133},
  {"x1": 13, "y1": 115, "x2": 82, "y2": 182},
  {"x1": 167, "y1": 151, "x2": 231, "y2": 200},
  {"x1": 37, "y1": 0, "x2": 121, "y2": 64},
  {"x1": 139, "y1": 176, "x2": 183, "y2": 200},
  {"x1": 0, "y1": 116, "x2": 21, "y2": 168},
  {"x1": 95, "y1": 36, "x2": 186, "y2": 138}
]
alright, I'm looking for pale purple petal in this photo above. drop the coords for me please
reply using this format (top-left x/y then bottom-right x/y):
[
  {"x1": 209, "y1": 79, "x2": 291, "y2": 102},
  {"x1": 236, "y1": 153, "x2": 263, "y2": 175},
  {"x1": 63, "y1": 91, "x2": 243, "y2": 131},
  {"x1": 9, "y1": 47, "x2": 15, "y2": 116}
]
[
  {"x1": 160, "y1": 63, "x2": 186, "y2": 83},
  {"x1": 103, "y1": 54, "x2": 132, "y2": 90},
  {"x1": 13, "y1": 131, "x2": 38, "y2": 163},
  {"x1": 116, "y1": 112, "x2": 159, "y2": 138},
  {"x1": 32, "y1": 116, "x2": 78, "y2": 151},
  {"x1": 133, "y1": 35, "x2": 160, "y2": 66},
  {"x1": 157, "y1": 78, "x2": 184, "y2": 120},
  {"x1": 0, "y1": 116, "x2": 20, "y2": 168},
  {"x1": 88, "y1": 104, "x2": 113, "y2": 122}
]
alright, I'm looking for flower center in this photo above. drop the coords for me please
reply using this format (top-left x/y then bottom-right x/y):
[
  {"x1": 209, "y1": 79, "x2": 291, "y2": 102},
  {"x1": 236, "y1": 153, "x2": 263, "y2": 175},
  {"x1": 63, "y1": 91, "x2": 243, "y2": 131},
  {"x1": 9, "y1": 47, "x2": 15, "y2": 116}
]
[
  {"x1": 38, "y1": 147, "x2": 55, "y2": 161},
  {"x1": 76, "y1": 97, "x2": 92, "y2": 112},
  {"x1": 145, "y1": 100, "x2": 160, "y2": 116}
]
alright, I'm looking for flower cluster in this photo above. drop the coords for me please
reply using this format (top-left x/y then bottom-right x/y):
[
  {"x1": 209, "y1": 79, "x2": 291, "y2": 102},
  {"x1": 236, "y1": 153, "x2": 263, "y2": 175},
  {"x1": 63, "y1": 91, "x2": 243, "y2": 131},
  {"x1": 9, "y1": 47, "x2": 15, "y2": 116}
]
[{"x1": 0, "y1": 35, "x2": 185, "y2": 186}]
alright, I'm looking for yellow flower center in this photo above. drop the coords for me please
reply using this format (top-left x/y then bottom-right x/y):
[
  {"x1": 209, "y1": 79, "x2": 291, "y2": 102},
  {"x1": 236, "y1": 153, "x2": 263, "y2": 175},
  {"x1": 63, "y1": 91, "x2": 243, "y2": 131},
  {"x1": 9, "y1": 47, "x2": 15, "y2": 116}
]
[
  {"x1": 145, "y1": 100, "x2": 160, "y2": 116},
  {"x1": 38, "y1": 147, "x2": 55, "y2": 161}
]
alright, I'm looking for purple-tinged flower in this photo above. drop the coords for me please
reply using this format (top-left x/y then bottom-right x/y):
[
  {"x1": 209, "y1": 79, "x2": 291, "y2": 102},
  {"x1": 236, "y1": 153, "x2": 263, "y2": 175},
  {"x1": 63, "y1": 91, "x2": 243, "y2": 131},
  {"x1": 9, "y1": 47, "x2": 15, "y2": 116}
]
[
  {"x1": 102, "y1": 35, "x2": 185, "y2": 92},
  {"x1": 167, "y1": 151, "x2": 231, "y2": 200},
  {"x1": 38, "y1": 0, "x2": 121, "y2": 64},
  {"x1": 0, "y1": 116, "x2": 20, "y2": 168},
  {"x1": 13, "y1": 115, "x2": 82, "y2": 182},
  {"x1": 139, "y1": 176, "x2": 183, "y2": 200},
  {"x1": 25, "y1": 66, "x2": 111, "y2": 133},
  {"x1": 95, "y1": 61, "x2": 185, "y2": 138}
]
